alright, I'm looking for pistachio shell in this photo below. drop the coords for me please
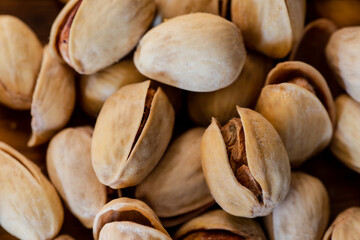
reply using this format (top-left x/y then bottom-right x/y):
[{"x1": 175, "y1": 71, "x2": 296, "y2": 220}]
[
  {"x1": 0, "y1": 142, "x2": 63, "y2": 239},
  {"x1": 54, "y1": 235, "x2": 76, "y2": 240},
  {"x1": 49, "y1": 0, "x2": 156, "y2": 74},
  {"x1": 0, "y1": 15, "x2": 42, "y2": 110},
  {"x1": 134, "y1": 13, "x2": 246, "y2": 92},
  {"x1": 92, "y1": 80, "x2": 175, "y2": 188},
  {"x1": 28, "y1": 45, "x2": 75, "y2": 147},
  {"x1": 201, "y1": 107, "x2": 290, "y2": 217}
]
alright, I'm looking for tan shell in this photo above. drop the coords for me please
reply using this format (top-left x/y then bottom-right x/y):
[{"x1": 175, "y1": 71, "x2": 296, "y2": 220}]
[
  {"x1": 79, "y1": 59, "x2": 147, "y2": 117},
  {"x1": 92, "y1": 80, "x2": 175, "y2": 189},
  {"x1": 54, "y1": 235, "x2": 75, "y2": 240},
  {"x1": 174, "y1": 209, "x2": 266, "y2": 240},
  {"x1": 93, "y1": 198, "x2": 170, "y2": 240},
  {"x1": 201, "y1": 107, "x2": 291, "y2": 217},
  {"x1": 0, "y1": 15, "x2": 42, "y2": 110},
  {"x1": 134, "y1": 13, "x2": 246, "y2": 92},
  {"x1": 188, "y1": 52, "x2": 272, "y2": 125},
  {"x1": 256, "y1": 61, "x2": 334, "y2": 167},
  {"x1": 326, "y1": 27, "x2": 360, "y2": 103},
  {"x1": 47, "y1": 126, "x2": 107, "y2": 228},
  {"x1": 264, "y1": 172, "x2": 330, "y2": 240},
  {"x1": 49, "y1": 0, "x2": 156, "y2": 74},
  {"x1": 0, "y1": 142, "x2": 63, "y2": 239},
  {"x1": 28, "y1": 45, "x2": 75, "y2": 147},
  {"x1": 323, "y1": 207, "x2": 360, "y2": 240},
  {"x1": 231, "y1": 0, "x2": 306, "y2": 59},
  {"x1": 135, "y1": 128, "x2": 214, "y2": 225},
  {"x1": 330, "y1": 94, "x2": 360, "y2": 173}
]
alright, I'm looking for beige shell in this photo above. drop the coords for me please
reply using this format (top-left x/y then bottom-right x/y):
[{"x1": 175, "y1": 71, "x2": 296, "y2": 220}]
[
  {"x1": 93, "y1": 198, "x2": 170, "y2": 240},
  {"x1": 47, "y1": 126, "x2": 107, "y2": 228},
  {"x1": 135, "y1": 128, "x2": 214, "y2": 226},
  {"x1": 134, "y1": 13, "x2": 246, "y2": 92},
  {"x1": 264, "y1": 172, "x2": 330, "y2": 240},
  {"x1": 231, "y1": 0, "x2": 306, "y2": 59},
  {"x1": 49, "y1": 0, "x2": 156, "y2": 74},
  {"x1": 256, "y1": 61, "x2": 334, "y2": 167},
  {"x1": 201, "y1": 107, "x2": 291, "y2": 217},
  {"x1": 0, "y1": 15, "x2": 43, "y2": 110},
  {"x1": 28, "y1": 45, "x2": 75, "y2": 147},
  {"x1": 326, "y1": 27, "x2": 360, "y2": 103},
  {"x1": 174, "y1": 209, "x2": 266, "y2": 240},
  {"x1": 54, "y1": 235, "x2": 75, "y2": 240},
  {"x1": 0, "y1": 142, "x2": 63, "y2": 239},
  {"x1": 188, "y1": 52, "x2": 272, "y2": 125},
  {"x1": 92, "y1": 80, "x2": 175, "y2": 189},
  {"x1": 323, "y1": 207, "x2": 360, "y2": 240},
  {"x1": 330, "y1": 94, "x2": 360, "y2": 173}
]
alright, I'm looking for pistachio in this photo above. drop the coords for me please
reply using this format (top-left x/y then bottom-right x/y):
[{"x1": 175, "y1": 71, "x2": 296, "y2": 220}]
[{"x1": 54, "y1": 235, "x2": 75, "y2": 240}]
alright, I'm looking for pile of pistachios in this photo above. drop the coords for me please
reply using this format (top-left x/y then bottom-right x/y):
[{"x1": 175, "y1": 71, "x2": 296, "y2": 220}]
[{"x1": 1, "y1": 0, "x2": 360, "y2": 239}]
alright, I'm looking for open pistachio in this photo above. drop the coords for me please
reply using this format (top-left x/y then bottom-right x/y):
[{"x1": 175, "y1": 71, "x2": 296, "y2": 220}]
[
  {"x1": 0, "y1": 15, "x2": 42, "y2": 110},
  {"x1": 134, "y1": 13, "x2": 246, "y2": 92},
  {"x1": 93, "y1": 198, "x2": 171, "y2": 240},
  {"x1": 264, "y1": 172, "x2": 330, "y2": 240},
  {"x1": 28, "y1": 45, "x2": 75, "y2": 147},
  {"x1": 54, "y1": 235, "x2": 75, "y2": 240},
  {"x1": 49, "y1": 0, "x2": 156, "y2": 74},
  {"x1": 0, "y1": 142, "x2": 63, "y2": 239},
  {"x1": 231, "y1": 0, "x2": 306, "y2": 59},
  {"x1": 136, "y1": 128, "x2": 214, "y2": 227},
  {"x1": 92, "y1": 80, "x2": 175, "y2": 189},
  {"x1": 201, "y1": 107, "x2": 291, "y2": 217},
  {"x1": 256, "y1": 61, "x2": 335, "y2": 167}
]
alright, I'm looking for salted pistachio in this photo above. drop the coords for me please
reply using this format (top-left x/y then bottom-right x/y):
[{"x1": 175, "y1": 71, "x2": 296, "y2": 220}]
[
  {"x1": 188, "y1": 52, "x2": 272, "y2": 126},
  {"x1": 92, "y1": 80, "x2": 175, "y2": 189},
  {"x1": 264, "y1": 172, "x2": 330, "y2": 240},
  {"x1": 49, "y1": 0, "x2": 156, "y2": 74},
  {"x1": 134, "y1": 13, "x2": 246, "y2": 92},
  {"x1": 256, "y1": 61, "x2": 335, "y2": 167},
  {"x1": 0, "y1": 142, "x2": 63, "y2": 239},
  {"x1": 0, "y1": 15, "x2": 42, "y2": 110},
  {"x1": 54, "y1": 235, "x2": 75, "y2": 240},
  {"x1": 201, "y1": 107, "x2": 291, "y2": 217},
  {"x1": 28, "y1": 45, "x2": 75, "y2": 147},
  {"x1": 326, "y1": 27, "x2": 360, "y2": 103},
  {"x1": 231, "y1": 0, "x2": 306, "y2": 59},
  {"x1": 330, "y1": 94, "x2": 360, "y2": 173},
  {"x1": 174, "y1": 209, "x2": 266, "y2": 240},
  {"x1": 136, "y1": 128, "x2": 214, "y2": 227},
  {"x1": 93, "y1": 198, "x2": 171, "y2": 240},
  {"x1": 323, "y1": 207, "x2": 360, "y2": 240}
]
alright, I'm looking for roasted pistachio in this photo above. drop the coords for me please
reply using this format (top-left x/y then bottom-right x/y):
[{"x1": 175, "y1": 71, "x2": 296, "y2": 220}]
[{"x1": 54, "y1": 235, "x2": 75, "y2": 240}]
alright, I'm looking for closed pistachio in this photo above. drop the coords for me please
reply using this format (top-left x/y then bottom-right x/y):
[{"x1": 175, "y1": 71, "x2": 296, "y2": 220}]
[
  {"x1": 49, "y1": 0, "x2": 156, "y2": 74},
  {"x1": 0, "y1": 142, "x2": 63, "y2": 239},
  {"x1": 201, "y1": 107, "x2": 291, "y2": 217},
  {"x1": 264, "y1": 172, "x2": 330, "y2": 240},
  {"x1": 92, "y1": 80, "x2": 175, "y2": 189},
  {"x1": 0, "y1": 15, "x2": 42, "y2": 110},
  {"x1": 134, "y1": 13, "x2": 246, "y2": 92}
]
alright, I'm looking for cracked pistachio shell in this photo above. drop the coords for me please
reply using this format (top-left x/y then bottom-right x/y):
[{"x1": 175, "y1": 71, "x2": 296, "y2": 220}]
[
  {"x1": 54, "y1": 235, "x2": 75, "y2": 240},
  {"x1": 264, "y1": 172, "x2": 330, "y2": 240},
  {"x1": 188, "y1": 52, "x2": 272, "y2": 126},
  {"x1": 136, "y1": 128, "x2": 214, "y2": 226},
  {"x1": 49, "y1": 0, "x2": 156, "y2": 74},
  {"x1": 174, "y1": 209, "x2": 266, "y2": 240},
  {"x1": 256, "y1": 61, "x2": 334, "y2": 167},
  {"x1": 134, "y1": 13, "x2": 246, "y2": 92},
  {"x1": 231, "y1": 0, "x2": 306, "y2": 59},
  {"x1": 326, "y1": 27, "x2": 360, "y2": 103},
  {"x1": 201, "y1": 107, "x2": 291, "y2": 217},
  {"x1": 28, "y1": 45, "x2": 75, "y2": 147},
  {"x1": 0, "y1": 142, "x2": 63, "y2": 239},
  {"x1": 0, "y1": 15, "x2": 42, "y2": 110},
  {"x1": 93, "y1": 198, "x2": 170, "y2": 240},
  {"x1": 47, "y1": 126, "x2": 107, "y2": 228},
  {"x1": 330, "y1": 95, "x2": 360, "y2": 173},
  {"x1": 79, "y1": 59, "x2": 147, "y2": 117},
  {"x1": 323, "y1": 207, "x2": 360, "y2": 240},
  {"x1": 92, "y1": 80, "x2": 175, "y2": 189}
]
